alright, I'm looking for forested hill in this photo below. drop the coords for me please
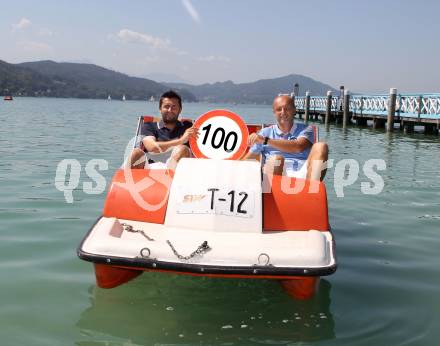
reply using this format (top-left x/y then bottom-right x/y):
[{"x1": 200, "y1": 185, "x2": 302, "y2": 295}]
[
  {"x1": 166, "y1": 74, "x2": 338, "y2": 104},
  {"x1": 0, "y1": 60, "x2": 196, "y2": 101},
  {"x1": 1, "y1": 59, "x2": 337, "y2": 104}
]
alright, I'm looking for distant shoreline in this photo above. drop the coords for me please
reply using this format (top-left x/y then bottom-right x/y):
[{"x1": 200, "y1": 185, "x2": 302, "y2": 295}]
[{"x1": 2, "y1": 95, "x2": 276, "y2": 106}]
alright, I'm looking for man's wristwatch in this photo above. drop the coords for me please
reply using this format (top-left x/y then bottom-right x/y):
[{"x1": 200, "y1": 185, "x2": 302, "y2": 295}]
[{"x1": 263, "y1": 137, "x2": 269, "y2": 145}]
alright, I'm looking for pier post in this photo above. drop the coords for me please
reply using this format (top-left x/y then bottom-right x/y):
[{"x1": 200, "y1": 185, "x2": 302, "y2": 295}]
[
  {"x1": 373, "y1": 118, "x2": 386, "y2": 129},
  {"x1": 304, "y1": 91, "x2": 311, "y2": 123},
  {"x1": 424, "y1": 124, "x2": 435, "y2": 134},
  {"x1": 356, "y1": 118, "x2": 368, "y2": 126},
  {"x1": 417, "y1": 95, "x2": 423, "y2": 119},
  {"x1": 325, "y1": 91, "x2": 332, "y2": 129},
  {"x1": 356, "y1": 97, "x2": 368, "y2": 126},
  {"x1": 339, "y1": 86, "x2": 345, "y2": 111},
  {"x1": 403, "y1": 121, "x2": 414, "y2": 134},
  {"x1": 343, "y1": 89, "x2": 350, "y2": 128},
  {"x1": 386, "y1": 88, "x2": 397, "y2": 132},
  {"x1": 294, "y1": 83, "x2": 299, "y2": 98}
]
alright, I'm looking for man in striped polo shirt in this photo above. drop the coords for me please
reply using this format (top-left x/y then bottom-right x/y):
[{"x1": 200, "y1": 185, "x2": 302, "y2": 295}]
[{"x1": 244, "y1": 95, "x2": 328, "y2": 181}]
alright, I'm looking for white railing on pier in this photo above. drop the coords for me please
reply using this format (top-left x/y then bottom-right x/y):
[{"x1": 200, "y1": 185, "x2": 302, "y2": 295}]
[
  {"x1": 295, "y1": 96, "x2": 339, "y2": 112},
  {"x1": 350, "y1": 95, "x2": 389, "y2": 116},
  {"x1": 295, "y1": 97, "x2": 305, "y2": 110},
  {"x1": 294, "y1": 93, "x2": 440, "y2": 120},
  {"x1": 397, "y1": 94, "x2": 440, "y2": 119}
]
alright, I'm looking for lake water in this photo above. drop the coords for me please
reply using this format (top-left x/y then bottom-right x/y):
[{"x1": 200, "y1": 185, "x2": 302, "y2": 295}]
[{"x1": 1, "y1": 97, "x2": 439, "y2": 346}]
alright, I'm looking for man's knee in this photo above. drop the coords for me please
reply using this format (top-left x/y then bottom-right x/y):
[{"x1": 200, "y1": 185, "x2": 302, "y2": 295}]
[
  {"x1": 308, "y1": 142, "x2": 329, "y2": 181},
  {"x1": 171, "y1": 144, "x2": 190, "y2": 158},
  {"x1": 266, "y1": 154, "x2": 284, "y2": 166},
  {"x1": 132, "y1": 148, "x2": 145, "y2": 156},
  {"x1": 130, "y1": 148, "x2": 146, "y2": 168},
  {"x1": 264, "y1": 154, "x2": 284, "y2": 175},
  {"x1": 312, "y1": 142, "x2": 328, "y2": 157}
]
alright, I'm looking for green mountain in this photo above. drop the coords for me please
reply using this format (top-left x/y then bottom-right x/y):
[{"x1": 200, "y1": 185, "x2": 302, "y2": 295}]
[
  {"x1": 0, "y1": 60, "x2": 56, "y2": 96},
  {"x1": 0, "y1": 60, "x2": 196, "y2": 101},
  {"x1": 1, "y1": 59, "x2": 337, "y2": 104},
  {"x1": 167, "y1": 75, "x2": 338, "y2": 104}
]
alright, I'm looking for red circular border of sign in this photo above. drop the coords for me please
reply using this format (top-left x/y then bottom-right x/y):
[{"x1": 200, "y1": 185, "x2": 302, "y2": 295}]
[{"x1": 189, "y1": 109, "x2": 249, "y2": 160}]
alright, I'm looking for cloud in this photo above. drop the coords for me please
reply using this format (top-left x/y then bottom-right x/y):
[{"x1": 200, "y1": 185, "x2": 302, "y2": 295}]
[
  {"x1": 37, "y1": 28, "x2": 53, "y2": 37},
  {"x1": 18, "y1": 40, "x2": 52, "y2": 53},
  {"x1": 116, "y1": 29, "x2": 170, "y2": 49},
  {"x1": 197, "y1": 55, "x2": 231, "y2": 63},
  {"x1": 113, "y1": 29, "x2": 188, "y2": 57},
  {"x1": 12, "y1": 17, "x2": 31, "y2": 31},
  {"x1": 182, "y1": 0, "x2": 200, "y2": 23},
  {"x1": 175, "y1": 49, "x2": 189, "y2": 56},
  {"x1": 144, "y1": 56, "x2": 160, "y2": 63}
]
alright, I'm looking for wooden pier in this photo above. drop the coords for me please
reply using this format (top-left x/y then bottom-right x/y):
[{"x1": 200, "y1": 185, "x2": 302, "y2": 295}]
[{"x1": 292, "y1": 88, "x2": 440, "y2": 135}]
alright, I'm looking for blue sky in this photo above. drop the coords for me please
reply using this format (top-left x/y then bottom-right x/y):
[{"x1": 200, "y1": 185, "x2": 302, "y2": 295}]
[{"x1": 1, "y1": 0, "x2": 439, "y2": 93}]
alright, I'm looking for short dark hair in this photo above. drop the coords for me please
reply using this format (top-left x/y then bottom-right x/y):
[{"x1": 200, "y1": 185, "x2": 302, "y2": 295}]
[{"x1": 159, "y1": 90, "x2": 182, "y2": 109}]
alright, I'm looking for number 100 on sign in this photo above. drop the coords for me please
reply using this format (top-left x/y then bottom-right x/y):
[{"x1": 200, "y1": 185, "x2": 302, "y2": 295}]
[{"x1": 192, "y1": 112, "x2": 248, "y2": 160}]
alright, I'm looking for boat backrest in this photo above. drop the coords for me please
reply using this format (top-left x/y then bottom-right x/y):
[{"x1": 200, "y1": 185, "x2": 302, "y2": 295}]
[
  {"x1": 103, "y1": 168, "x2": 172, "y2": 224},
  {"x1": 263, "y1": 175, "x2": 329, "y2": 231}
]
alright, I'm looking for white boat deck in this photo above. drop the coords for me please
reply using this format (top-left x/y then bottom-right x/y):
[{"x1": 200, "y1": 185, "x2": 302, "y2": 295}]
[{"x1": 81, "y1": 217, "x2": 336, "y2": 269}]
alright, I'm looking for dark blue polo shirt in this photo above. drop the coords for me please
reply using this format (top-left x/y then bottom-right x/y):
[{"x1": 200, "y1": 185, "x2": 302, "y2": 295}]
[
  {"x1": 140, "y1": 120, "x2": 192, "y2": 163},
  {"x1": 141, "y1": 120, "x2": 192, "y2": 143}
]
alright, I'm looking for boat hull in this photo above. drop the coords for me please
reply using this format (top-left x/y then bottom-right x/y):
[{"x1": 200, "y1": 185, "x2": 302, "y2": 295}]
[{"x1": 92, "y1": 263, "x2": 322, "y2": 300}]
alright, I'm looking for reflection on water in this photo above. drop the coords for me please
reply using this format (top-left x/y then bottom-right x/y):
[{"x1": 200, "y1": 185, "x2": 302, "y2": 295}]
[{"x1": 76, "y1": 275, "x2": 334, "y2": 345}]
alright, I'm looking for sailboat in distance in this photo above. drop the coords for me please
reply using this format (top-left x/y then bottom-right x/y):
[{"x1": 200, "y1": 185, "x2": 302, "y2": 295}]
[
  {"x1": 122, "y1": 94, "x2": 126, "y2": 101},
  {"x1": 107, "y1": 95, "x2": 111, "y2": 101}
]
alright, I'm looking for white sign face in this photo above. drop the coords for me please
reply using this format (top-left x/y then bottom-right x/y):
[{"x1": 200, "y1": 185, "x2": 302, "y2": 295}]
[
  {"x1": 190, "y1": 110, "x2": 249, "y2": 160},
  {"x1": 176, "y1": 186, "x2": 254, "y2": 218},
  {"x1": 196, "y1": 116, "x2": 243, "y2": 160}
]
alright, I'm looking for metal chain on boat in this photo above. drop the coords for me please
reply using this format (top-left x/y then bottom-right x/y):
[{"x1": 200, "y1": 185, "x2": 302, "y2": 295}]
[
  {"x1": 166, "y1": 240, "x2": 211, "y2": 260},
  {"x1": 121, "y1": 223, "x2": 155, "y2": 241}
]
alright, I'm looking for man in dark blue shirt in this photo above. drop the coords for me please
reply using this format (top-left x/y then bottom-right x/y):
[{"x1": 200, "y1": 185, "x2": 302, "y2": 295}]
[{"x1": 128, "y1": 90, "x2": 198, "y2": 169}]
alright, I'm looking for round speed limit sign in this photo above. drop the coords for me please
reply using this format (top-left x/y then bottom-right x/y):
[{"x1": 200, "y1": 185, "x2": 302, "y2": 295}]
[{"x1": 190, "y1": 109, "x2": 249, "y2": 160}]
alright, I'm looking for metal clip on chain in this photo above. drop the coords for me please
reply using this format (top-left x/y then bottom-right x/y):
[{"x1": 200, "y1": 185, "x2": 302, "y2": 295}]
[
  {"x1": 121, "y1": 223, "x2": 155, "y2": 241},
  {"x1": 166, "y1": 240, "x2": 211, "y2": 260}
]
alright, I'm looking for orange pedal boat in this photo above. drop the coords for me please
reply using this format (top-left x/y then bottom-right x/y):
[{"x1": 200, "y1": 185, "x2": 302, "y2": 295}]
[{"x1": 78, "y1": 111, "x2": 337, "y2": 299}]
